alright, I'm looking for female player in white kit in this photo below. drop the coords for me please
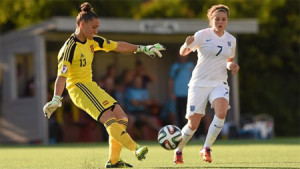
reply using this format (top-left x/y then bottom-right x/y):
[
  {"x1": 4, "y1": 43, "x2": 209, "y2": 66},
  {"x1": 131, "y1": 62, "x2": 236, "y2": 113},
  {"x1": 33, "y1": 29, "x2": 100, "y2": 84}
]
[{"x1": 174, "y1": 4, "x2": 240, "y2": 164}]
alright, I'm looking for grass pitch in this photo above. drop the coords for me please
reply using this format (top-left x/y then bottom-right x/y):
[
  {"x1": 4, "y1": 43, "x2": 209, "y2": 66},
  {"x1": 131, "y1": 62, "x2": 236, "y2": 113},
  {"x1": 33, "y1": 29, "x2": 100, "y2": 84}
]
[{"x1": 0, "y1": 138, "x2": 299, "y2": 169}]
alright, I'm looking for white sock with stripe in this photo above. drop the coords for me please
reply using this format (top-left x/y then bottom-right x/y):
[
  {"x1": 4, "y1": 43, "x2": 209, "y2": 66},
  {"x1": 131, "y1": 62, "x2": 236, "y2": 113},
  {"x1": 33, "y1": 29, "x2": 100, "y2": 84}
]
[
  {"x1": 203, "y1": 115, "x2": 225, "y2": 148},
  {"x1": 176, "y1": 124, "x2": 196, "y2": 152}
]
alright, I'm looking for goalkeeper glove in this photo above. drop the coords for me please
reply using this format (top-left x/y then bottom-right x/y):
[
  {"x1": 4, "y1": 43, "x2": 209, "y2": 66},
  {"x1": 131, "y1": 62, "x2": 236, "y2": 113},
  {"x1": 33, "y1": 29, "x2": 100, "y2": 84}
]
[
  {"x1": 136, "y1": 43, "x2": 166, "y2": 58},
  {"x1": 43, "y1": 95, "x2": 62, "y2": 119}
]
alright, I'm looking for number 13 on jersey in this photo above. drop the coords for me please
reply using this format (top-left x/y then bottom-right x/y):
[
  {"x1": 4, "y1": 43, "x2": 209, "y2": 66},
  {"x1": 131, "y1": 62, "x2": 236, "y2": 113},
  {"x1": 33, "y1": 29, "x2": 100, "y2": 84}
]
[{"x1": 80, "y1": 58, "x2": 86, "y2": 67}]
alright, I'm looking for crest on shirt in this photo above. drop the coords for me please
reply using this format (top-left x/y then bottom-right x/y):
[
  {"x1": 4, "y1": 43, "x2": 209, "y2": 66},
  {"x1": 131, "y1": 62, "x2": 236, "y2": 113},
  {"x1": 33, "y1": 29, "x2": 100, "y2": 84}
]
[
  {"x1": 106, "y1": 39, "x2": 110, "y2": 44},
  {"x1": 228, "y1": 41, "x2": 231, "y2": 47},
  {"x1": 190, "y1": 105, "x2": 195, "y2": 112},
  {"x1": 90, "y1": 45, "x2": 94, "y2": 53},
  {"x1": 61, "y1": 65, "x2": 68, "y2": 74},
  {"x1": 103, "y1": 100, "x2": 109, "y2": 106}
]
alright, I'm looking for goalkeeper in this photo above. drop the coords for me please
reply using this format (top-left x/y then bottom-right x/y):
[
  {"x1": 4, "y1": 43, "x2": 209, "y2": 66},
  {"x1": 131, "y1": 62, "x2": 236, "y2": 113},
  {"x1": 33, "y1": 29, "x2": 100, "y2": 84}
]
[{"x1": 43, "y1": 2, "x2": 165, "y2": 168}]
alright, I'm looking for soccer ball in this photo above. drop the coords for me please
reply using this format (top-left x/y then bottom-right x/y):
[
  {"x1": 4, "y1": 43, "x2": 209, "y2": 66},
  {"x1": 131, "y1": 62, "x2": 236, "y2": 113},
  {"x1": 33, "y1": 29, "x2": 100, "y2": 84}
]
[{"x1": 157, "y1": 125, "x2": 182, "y2": 150}]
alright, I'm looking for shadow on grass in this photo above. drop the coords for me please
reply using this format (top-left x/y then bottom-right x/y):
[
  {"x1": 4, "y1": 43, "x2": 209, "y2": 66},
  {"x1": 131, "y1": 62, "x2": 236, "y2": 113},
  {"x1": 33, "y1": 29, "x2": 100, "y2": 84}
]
[
  {"x1": 184, "y1": 137, "x2": 300, "y2": 146},
  {"x1": 152, "y1": 167, "x2": 298, "y2": 169},
  {"x1": 0, "y1": 137, "x2": 299, "y2": 148}
]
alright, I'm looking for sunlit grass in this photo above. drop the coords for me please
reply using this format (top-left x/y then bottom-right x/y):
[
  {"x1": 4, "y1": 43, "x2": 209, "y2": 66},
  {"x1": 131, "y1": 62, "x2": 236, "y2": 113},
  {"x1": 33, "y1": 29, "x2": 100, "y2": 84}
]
[{"x1": 0, "y1": 138, "x2": 299, "y2": 169}]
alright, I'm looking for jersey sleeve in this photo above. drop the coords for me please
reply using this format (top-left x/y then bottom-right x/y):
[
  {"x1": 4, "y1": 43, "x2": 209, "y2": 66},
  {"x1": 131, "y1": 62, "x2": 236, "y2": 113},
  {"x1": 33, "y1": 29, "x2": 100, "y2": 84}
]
[
  {"x1": 230, "y1": 37, "x2": 236, "y2": 58},
  {"x1": 188, "y1": 30, "x2": 204, "y2": 52},
  {"x1": 93, "y1": 35, "x2": 117, "y2": 52},
  {"x1": 58, "y1": 61, "x2": 70, "y2": 77},
  {"x1": 57, "y1": 40, "x2": 77, "y2": 77}
]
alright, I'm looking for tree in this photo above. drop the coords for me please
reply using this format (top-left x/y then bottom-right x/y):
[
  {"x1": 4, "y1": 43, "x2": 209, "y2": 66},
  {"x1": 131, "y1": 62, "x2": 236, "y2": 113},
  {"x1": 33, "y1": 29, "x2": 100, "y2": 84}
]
[
  {"x1": 0, "y1": 0, "x2": 141, "y2": 33},
  {"x1": 238, "y1": 0, "x2": 300, "y2": 136}
]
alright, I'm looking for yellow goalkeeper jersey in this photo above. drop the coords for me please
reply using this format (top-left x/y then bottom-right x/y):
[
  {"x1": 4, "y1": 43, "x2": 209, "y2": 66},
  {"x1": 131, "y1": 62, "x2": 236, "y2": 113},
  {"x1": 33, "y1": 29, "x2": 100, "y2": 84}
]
[{"x1": 57, "y1": 34, "x2": 117, "y2": 89}]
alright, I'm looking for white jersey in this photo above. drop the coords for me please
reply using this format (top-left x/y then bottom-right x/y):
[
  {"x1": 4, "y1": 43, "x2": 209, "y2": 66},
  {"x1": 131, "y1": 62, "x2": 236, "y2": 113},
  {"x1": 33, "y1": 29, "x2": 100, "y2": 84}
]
[{"x1": 188, "y1": 28, "x2": 236, "y2": 87}]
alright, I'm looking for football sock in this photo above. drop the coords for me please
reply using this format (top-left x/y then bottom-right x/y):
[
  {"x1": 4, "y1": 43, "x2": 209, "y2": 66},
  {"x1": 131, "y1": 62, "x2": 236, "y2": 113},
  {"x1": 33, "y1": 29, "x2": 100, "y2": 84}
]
[
  {"x1": 105, "y1": 118, "x2": 137, "y2": 152},
  {"x1": 176, "y1": 124, "x2": 196, "y2": 152},
  {"x1": 109, "y1": 119, "x2": 128, "y2": 164},
  {"x1": 203, "y1": 115, "x2": 225, "y2": 148}
]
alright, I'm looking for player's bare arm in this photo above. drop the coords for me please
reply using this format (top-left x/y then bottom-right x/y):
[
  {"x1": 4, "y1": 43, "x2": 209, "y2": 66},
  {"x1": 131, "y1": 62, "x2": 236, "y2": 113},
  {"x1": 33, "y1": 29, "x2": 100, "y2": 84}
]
[
  {"x1": 179, "y1": 36, "x2": 194, "y2": 56},
  {"x1": 227, "y1": 58, "x2": 240, "y2": 75},
  {"x1": 54, "y1": 76, "x2": 66, "y2": 96},
  {"x1": 114, "y1": 41, "x2": 138, "y2": 52}
]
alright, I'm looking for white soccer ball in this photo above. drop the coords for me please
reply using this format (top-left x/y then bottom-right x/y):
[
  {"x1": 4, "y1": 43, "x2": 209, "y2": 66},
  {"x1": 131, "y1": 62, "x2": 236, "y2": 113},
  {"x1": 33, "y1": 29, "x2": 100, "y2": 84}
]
[{"x1": 157, "y1": 125, "x2": 182, "y2": 150}]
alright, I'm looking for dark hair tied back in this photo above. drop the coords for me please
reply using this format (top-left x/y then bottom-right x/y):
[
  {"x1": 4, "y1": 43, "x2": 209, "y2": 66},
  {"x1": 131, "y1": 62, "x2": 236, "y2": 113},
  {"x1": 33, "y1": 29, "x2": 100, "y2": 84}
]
[
  {"x1": 76, "y1": 2, "x2": 98, "y2": 26},
  {"x1": 81, "y1": 2, "x2": 93, "y2": 13}
]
